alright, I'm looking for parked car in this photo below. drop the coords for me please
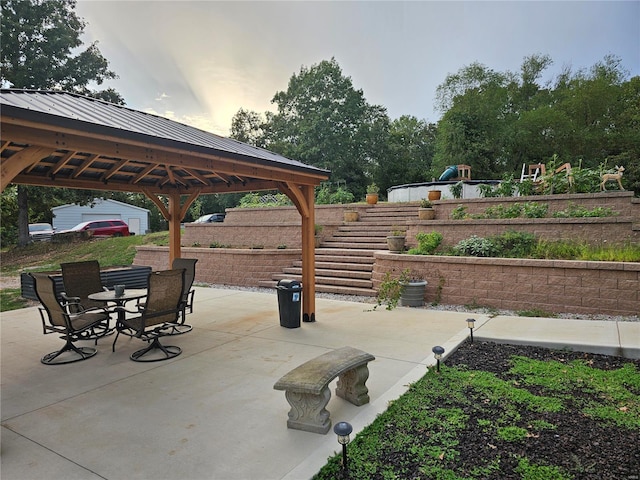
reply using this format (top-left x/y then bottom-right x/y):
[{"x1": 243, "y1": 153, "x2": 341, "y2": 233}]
[
  {"x1": 193, "y1": 213, "x2": 226, "y2": 223},
  {"x1": 28, "y1": 223, "x2": 55, "y2": 242},
  {"x1": 59, "y1": 219, "x2": 130, "y2": 237}
]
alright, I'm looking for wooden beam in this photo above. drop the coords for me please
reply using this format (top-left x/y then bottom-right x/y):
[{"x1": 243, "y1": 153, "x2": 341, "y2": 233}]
[
  {"x1": 71, "y1": 154, "x2": 99, "y2": 178},
  {"x1": 2, "y1": 122, "x2": 328, "y2": 185},
  {"x1": 11, "y1": 172, "x2": 286, "y2": 195},
  {"x1": 167, "y1": 193, "x2": 182, "y2": 263},
  {"x1": 49, "y1": 151, "x2": 77, "y2": 176},
  {"x1": 179, "y1": 190, "x2": 201, "y2": 221},
  {"x1": 300, "y1": 184, "x2": 316, "y2": 322},
  {"x1": 142, "y1": 188, "x2": 170, "y2": 219},
  {"x1": 278, "y1": 181, "x2": 316, "y2": 322},
  {"x1": 0, "y1": 145, "x2": 55, "y2": 192}
]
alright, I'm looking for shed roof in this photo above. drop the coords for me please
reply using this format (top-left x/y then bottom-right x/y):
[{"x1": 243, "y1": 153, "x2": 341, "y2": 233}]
[{"x1": 52, "y1": 198, "x2": 150, "y2": 213}]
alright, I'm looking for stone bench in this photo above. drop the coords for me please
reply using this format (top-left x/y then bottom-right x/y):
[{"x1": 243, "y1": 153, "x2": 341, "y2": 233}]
[{"x1": 273, "y1": 346, "x2": 375, "y2": 434}]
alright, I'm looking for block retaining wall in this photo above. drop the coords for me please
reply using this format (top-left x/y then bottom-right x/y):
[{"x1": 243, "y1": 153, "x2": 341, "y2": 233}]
[
  {"x1": 373, "y1": 252, "x2": 639, "y2": 316},
  {"x1": 407, "y1": 217, "x2": 638, "y2": 248},
  {"x1": 134, "y1": 246, "x2": 301, "y2": 287}
]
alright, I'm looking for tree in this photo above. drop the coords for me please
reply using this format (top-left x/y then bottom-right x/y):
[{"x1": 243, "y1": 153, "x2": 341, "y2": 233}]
[
  {"x1": 1, "y1": 0, "x2": 123, "y2": 245},
  {"x1": 230, "y1": 108, "x2": 267, "y2": 148},
  {"x1": 264, "y1": 58, "x2": 389, "y2": 199},
  {"x1": 375, "y1": 116, "x2": 437, "y2": 192}
]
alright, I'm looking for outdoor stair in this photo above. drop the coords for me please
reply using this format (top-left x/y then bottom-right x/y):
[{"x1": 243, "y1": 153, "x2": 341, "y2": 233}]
[{"x1": 259, "y1": 203, "x2": 419, "y2": 296}]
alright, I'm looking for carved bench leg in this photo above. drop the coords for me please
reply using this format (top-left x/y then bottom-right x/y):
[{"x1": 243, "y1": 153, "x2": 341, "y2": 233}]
[
  {"x1": 336, "y1": 364, "x2": 370, "y2": 406},
  {"x1": 284, "y1": 387, "x2": 331, "y2": 434}
]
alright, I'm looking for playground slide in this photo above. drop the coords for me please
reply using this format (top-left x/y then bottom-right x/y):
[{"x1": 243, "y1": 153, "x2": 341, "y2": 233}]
[{"x1": 438, "y1": 165, "x2": 458, "y2": 181}]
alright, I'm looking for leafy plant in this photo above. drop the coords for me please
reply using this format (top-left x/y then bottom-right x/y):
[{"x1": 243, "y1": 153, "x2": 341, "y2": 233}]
[
  {"x1": 491, "y1": 230, "x2": 538, "y2": 258},
  {"x1": 522, "y1": 202, "x2": 548, "y2": 218},
  {"x1": 451, "y1": 204, "x2": 468, "y2": 220},
  {"x1": 330, "y1": 187, "x2": 355, "y2": 204},
  {"x1": 314, "y1": 224, "x2": 323, "y2": 235},
  {"x1": 450, "y1": 181, "x2": 463, "y2": 199},
  {"x1": 375, "y1": 268, "x2": 411, "y2": 310},
  {"x1": 419, "y1": 198, "x2": 433, "y2": 208},
  {"x1": 516, "y1": 179, "x2": 536, "y2": 196},
  {"x1": 453, "y1": 235, "x2": 498, "y2": 257},
  {"x1": 366, "y1": 183, "x2": 380, "y2": 194},
  {"x1": 408, "y1": 231, "x2": 443, "y2": 255},
  {"x1": 552, "y1": 203, "x2": 616, "y2": 218}
]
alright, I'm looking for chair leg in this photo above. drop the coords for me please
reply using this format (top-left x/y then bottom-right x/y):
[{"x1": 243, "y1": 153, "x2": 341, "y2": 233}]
[
  {"x1": 41, "y1": 338, "x2": 97, "y2": 365},
  {"x1": 112, "y1": 330, "x2": 121, "y2": 352},
  {"x1": 130, "y1": 337, "x2": 181, "y2": 362}
]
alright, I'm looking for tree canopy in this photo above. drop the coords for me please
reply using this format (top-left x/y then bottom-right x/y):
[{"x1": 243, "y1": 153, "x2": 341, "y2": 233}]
[
  {"x1": 433, "y1": 54, "x2": 639, "y2": 189},
  {"x1": 1, "y1": 0, "x2": 125, "y2": 245}
]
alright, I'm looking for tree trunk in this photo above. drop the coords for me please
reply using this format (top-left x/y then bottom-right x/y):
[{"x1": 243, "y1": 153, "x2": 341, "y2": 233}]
[{"x1": 17, "y1": 185, "x2": 30, "y2": 246}]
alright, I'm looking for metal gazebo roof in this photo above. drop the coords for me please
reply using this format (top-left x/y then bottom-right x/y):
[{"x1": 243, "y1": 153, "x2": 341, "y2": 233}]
[{"x1": 0, "y1": 89, "x2": 329, "y2": 194}]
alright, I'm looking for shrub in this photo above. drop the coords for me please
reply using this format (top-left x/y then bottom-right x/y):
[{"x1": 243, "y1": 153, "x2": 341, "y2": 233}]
[
  {"x1": 376, "y1": 269, "x2": 411, "y2": 310},
  {"x1": 408, "y1": 231, "x2": 443, "y2": 255},
  {"x1": 451, "y1": 205, "x2": 468, "y2": 220},
  {"x1": 522, "y1": 202, "x2": 548, "y2": 218},
  {"x1": 329, "y1": 187, "x2": 354, "y2": 204},
  {"x1": 491, "y1": 230, "x2": 538, "y2": 258},
  {"x1": 450, "y1": 181, "x2": 463, "y2": 199},
  {"x1": 453, "y1": 235, "x2": 498, "y2": 257},
  {"x1": 552, "y1": 203, "x2": 616, "y2": 218}
]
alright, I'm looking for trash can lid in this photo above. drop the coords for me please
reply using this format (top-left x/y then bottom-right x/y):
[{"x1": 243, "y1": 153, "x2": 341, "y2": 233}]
[{"x1": 277, "y1": 279, "x2": 302, "y2": 290}]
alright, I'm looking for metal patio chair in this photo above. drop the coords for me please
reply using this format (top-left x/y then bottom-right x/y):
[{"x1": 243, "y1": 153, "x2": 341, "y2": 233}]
[
  {"x1": 171, "y1": 257, "x2": 198, "y2": 322},
  {"x1": 60, "y1": 260, "x2": 112, "y2": 338},
  {"x1": 30, "y1": 272, "x2": 111, "y2": 365},
  {"x1": 112, "y1": 269, "x2": 191, "y2": 362}
]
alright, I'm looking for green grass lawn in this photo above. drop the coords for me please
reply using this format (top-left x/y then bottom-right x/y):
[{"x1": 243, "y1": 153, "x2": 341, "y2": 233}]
[{"x1": 0, "y1": 232, "x2": 169, "y2": 311}]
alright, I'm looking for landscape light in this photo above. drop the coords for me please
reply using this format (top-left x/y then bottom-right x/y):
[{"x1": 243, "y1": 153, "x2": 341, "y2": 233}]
[
  {"x1": 432, "y1": 345, "x2": 445, "y2": 372},
  {"x1": 467, "y1": 318, "x2": 476, "y2": 343},
  {"x1": 334, "y1": 421, "x2": 353, "y2": 478}
]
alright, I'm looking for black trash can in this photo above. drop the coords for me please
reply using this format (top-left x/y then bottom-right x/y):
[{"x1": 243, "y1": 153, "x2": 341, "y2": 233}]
[{"x1": 276, "y1": 279, "x2": 302, "y2": 328}]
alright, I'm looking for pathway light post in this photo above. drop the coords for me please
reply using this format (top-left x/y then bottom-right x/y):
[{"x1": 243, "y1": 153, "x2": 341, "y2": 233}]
[
  {"x1": 432, "y1": 345, "x2": 445, "y2": 372},
  {"x1": 334, "y1": 421, "x2": 353, "y2": 478},
  {"x1": 467, "y1": 318, "x2": 476, "y2": 343}
]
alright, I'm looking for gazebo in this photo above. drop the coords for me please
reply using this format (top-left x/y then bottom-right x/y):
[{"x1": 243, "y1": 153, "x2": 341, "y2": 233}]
[{"x1": 0, "y1": 89, "x2": 330, "y2": 322}]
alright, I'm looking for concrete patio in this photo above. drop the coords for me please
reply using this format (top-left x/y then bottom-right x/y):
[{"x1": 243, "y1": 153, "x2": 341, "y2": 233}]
[{"x1": 2, "y1": 286, "x2": 638, "y2": 480}]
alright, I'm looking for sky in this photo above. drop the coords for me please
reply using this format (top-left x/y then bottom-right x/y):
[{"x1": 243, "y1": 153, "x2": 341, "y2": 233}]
[{"x1": 76, "y1": 1, "x2": 640, "y2": 136}]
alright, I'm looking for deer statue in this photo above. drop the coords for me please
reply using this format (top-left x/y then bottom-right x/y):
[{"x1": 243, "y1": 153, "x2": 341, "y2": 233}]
[{"x1": 600, "y1": 165, "x2": 625, "y2": 191}]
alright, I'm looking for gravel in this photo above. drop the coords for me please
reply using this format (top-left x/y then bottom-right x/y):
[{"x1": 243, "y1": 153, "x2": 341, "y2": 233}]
[{"x1": 200, "y1": 283, "x2": 640, "y2": 323}]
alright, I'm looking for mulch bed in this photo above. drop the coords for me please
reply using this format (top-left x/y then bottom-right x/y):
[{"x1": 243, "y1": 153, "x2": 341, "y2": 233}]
[{"x1": 444, "y1": 341, "x2": 640, "y2": 480}]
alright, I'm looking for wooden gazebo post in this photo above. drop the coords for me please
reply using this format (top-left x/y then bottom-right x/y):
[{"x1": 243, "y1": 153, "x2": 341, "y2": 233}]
[{"x1": 279, "y1": 182, "x2": 317, "y2": 322}]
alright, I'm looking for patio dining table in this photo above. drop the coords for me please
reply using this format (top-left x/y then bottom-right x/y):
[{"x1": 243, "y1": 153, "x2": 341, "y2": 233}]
[{"x1": 88, "y1": 288, "x2": 147, "y2": 323}]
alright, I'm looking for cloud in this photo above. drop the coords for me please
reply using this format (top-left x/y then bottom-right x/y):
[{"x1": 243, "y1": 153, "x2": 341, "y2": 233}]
[{"x1": 76, "y1": 0, "x2": 640, "y2": 135}]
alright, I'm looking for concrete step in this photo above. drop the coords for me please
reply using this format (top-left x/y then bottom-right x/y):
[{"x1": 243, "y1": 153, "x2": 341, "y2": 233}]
[
  {"x1": 314, "y1": 257, "x2": 375, "y2": 267},
  {"x1": 321, "y1": 241, "x2": 388, "y2": 249},
  {"x1": 283, "y1": 267, "x2": 372, "y2": 280},
  {"x1": 314, "y1": 248, "x2": 375, "y2": 257},
  {"x1": 271, "y1": 273, "x2": 373, "y2": 289},
  {"x1": 327, "y1": 234, "x2": 385, "y2": 242},
  {"x1": 293, "y1": 261, "x2": 373, "y2": 272},
  {"x1": 257, "y1": 280, "x2": 377, "y2": 297}
]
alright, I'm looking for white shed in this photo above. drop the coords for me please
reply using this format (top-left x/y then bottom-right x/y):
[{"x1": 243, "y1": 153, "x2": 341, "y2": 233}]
[{"x1": 52, "y1": 199, "x2": 150, "y2": 235}]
